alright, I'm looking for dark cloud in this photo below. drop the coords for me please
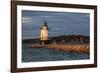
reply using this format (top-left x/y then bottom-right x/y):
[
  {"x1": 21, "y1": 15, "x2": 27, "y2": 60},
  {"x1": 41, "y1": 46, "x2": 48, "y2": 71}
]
[{"x1": 22, "y1": 10, "x2": 90, "y2": 39}]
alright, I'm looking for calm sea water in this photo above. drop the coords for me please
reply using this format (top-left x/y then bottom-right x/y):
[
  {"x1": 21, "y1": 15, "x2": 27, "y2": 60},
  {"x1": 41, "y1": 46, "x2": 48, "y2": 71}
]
[{"x1": 22, "y1": 43, "x2": 89, "y2": 62}]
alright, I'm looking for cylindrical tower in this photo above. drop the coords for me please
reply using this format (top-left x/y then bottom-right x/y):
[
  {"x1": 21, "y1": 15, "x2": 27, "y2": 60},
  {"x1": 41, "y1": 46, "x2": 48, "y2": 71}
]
[{"x1": 40, "y1": 21, "x2": 48, "y2": 45}]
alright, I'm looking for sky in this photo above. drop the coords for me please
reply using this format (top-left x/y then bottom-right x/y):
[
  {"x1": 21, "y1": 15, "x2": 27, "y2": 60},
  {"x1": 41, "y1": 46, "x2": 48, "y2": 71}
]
[{"x1": 22, "y1": 10, "x2": 90, "y2": 39}]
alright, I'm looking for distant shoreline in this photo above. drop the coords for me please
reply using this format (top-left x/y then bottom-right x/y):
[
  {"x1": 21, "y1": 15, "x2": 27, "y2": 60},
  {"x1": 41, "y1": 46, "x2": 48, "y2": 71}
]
[
  {"x1": 22, "y1": 35, "x2": 89, "y2": 44},
  {"x1": 30, "y1": 44, "x2": 89, "y2": 54}
]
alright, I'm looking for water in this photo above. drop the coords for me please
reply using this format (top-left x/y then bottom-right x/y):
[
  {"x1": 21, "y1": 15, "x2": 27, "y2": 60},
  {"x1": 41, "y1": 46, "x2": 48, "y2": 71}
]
[{"x1": 22, "y1": 43, "x2": 89, "y2": 62}]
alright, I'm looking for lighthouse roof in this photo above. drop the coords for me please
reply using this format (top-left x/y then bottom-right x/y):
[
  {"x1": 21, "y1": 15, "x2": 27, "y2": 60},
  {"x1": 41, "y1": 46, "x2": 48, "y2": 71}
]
[{"x1": 40, "y1": 21, "x2": 48, "y2": 29}]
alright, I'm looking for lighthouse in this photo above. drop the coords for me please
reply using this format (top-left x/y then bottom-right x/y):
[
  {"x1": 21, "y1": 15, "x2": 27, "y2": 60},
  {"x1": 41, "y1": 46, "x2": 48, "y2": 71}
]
[{"x1": 40, "y1": 21, "x2": 48, "y2": 45}]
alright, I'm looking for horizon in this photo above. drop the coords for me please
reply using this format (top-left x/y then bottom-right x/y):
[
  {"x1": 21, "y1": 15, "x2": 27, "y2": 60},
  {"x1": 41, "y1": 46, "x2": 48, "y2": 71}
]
[{"x1": 22, "y1": 34, "x2": 90, "y2": 40}]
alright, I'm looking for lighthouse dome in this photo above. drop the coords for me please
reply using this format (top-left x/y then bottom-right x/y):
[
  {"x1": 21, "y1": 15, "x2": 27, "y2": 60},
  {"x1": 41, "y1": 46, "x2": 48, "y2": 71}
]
[{"x1": 40, "y1": 21, "x2": 48, "y2": 30}]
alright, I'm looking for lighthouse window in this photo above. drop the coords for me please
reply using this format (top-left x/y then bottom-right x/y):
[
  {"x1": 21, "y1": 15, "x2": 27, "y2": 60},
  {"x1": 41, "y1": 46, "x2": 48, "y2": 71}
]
[{"x1": 42, "y1": 37, "x2": 43, "y2": 39}]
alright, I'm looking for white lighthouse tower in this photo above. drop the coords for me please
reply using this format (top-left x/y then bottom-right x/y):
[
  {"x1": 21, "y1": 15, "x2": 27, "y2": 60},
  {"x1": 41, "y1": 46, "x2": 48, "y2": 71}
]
[{"x1": 40, "y1": 21, "x2": 48, "y2": 45}]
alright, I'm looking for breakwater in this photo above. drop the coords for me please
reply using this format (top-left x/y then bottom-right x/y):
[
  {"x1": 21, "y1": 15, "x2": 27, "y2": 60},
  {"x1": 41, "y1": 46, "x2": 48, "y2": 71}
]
[{"x1": 30, "y1": 44, "x2": 89, "y2": 54}]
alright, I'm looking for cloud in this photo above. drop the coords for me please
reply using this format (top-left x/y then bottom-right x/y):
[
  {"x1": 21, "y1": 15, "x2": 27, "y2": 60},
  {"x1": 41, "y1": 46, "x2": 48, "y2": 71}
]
[
  {"x1": 22, "y1": 16, "x2": 32, "y2": 23},
  {"x1": 51, "y1": 27, "x2": 60, "y2": 31},
  {"x1": 40, "y1": 15, "x2": 52, "y2": 18}
]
